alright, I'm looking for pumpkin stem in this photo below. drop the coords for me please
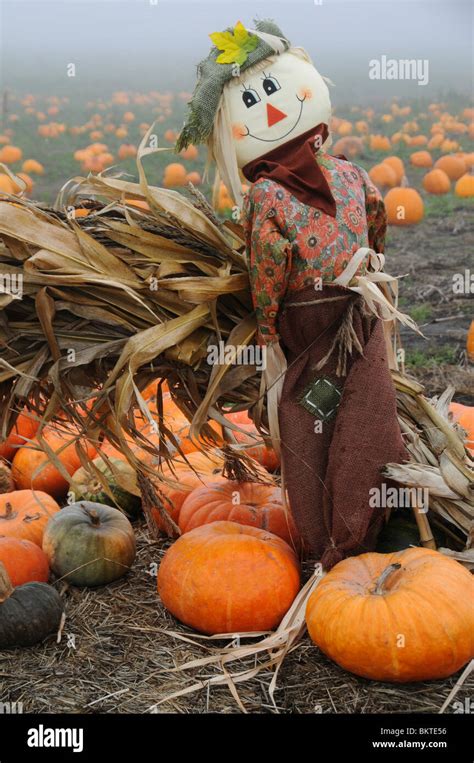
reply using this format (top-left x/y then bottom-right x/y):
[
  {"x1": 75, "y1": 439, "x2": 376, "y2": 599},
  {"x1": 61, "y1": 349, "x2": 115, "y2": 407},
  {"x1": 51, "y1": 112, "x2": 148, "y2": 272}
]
[
  {"x1": 372, "y1": 562, "x2": 402, "y2": 595},
  {"x1": 0, "y1": 501, "x2": 17, "y2": 521},
  {"x1": 0, "y1": 562, "x2": 13, "y2": 603},
  {"x1": 87, "y1": 508, "x2": 101, "y2": 526}
]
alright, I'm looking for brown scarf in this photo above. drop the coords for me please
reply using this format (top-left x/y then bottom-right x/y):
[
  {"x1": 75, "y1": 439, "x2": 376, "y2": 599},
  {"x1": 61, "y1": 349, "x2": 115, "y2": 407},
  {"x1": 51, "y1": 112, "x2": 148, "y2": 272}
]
[{"x1": 242, "y1": 123, "x2": 337, "y2": 217}]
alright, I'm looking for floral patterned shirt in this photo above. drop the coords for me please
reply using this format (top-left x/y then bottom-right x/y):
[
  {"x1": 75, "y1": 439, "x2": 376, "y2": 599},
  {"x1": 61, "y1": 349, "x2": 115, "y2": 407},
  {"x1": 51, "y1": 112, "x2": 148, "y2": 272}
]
[{"x1": 242, "y1": 152, "x2": 386, "y2": 345}]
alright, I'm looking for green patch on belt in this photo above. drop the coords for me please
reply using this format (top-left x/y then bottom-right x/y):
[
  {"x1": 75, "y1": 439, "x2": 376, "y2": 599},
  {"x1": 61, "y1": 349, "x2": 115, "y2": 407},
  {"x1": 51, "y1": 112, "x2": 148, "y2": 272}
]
[{"x1": 298, "y1": 376, "x2": 342, "y2": 421}]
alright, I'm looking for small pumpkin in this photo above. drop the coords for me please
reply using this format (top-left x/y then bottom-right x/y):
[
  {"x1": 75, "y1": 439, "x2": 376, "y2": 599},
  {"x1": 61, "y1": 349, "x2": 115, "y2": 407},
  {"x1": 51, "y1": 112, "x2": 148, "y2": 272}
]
[
  {"x1": 306, "y1": 548, "x2": 474, "y2": 682},
  {"x1": 0, "y1": 563, "x2": 63, "y2": 648},
  {"x1": 434, "y1": 155, "x2": 466, "y2": 181},
  {"x1": 455, "y1": 172, "x2": 474, "y2": 198},
  {"x1": 449, "y1": 402, "x2": 474, "y2": 454},
  {"x1": 410, "y1": 150, "x2": 432, "y2": 168},
  {"x1": 71, "y1": 456, "x2": 141, "y2": 518},
  {"x1": 179, "y1": 480, "x2": 299, "y2": 548},
  {"x1": 467, "y1": 320, "x2": 474, "y2": 362},
  {"x1": 422, "y1": 168, "x2": 450, "y2": 195},
  {"x1": 11, "y1": 426, "x2": 98, "y2": 498},
  {"x1": 224, "y1": 410, "x2": 280, "y2": 471},
  {"x1": 384, "y1": 186, "x2": 424, "y2": 226},
  {"x1": 42, "y1": 501, "x2": 136, "y2": 586},
  {"x1": 382, "y1": 156, "x2": 405, "y2": 184},
  {"x1": 157, "y1": 521, "x2": 300, "y2": 634},
  {"x1": 368, "y1": 163, "x2": 397, "y2": 189},
  {"x1": 0, "y1": 537, "x2": 49, "y2": 586},
  {"x1": 0, "y1": 490, "x2": 60, "y2": 546},
  {"x1": 0, "y1": 408, "x2": 39, "y2": 462}
]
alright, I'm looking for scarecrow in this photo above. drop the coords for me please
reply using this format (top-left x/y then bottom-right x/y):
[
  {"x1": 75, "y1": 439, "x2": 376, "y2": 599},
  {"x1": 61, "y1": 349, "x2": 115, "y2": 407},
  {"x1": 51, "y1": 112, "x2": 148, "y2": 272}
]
[{"x1": 177, "y1": 19, "x2": 413, "y2": 568}]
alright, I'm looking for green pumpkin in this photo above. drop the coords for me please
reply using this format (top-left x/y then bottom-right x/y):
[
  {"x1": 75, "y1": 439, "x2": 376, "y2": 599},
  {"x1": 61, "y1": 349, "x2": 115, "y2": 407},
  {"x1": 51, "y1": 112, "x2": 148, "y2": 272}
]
[
  {"x1": 376, "y1": 513, "x2": 444, "y2": 553},
  {"x1": 43, "y1": 502, "x2": 136, "y2": 587},
  {"x1": 0, "y1": 563, "x2": 63, "y2": 648},
  {"x1": 72, "y1": 456, "x2": 141, "y2": 519}
]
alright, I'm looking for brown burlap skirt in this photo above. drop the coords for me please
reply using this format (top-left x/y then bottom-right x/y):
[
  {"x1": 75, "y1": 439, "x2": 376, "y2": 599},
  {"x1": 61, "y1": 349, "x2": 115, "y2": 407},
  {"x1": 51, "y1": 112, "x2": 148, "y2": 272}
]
[{"x1": 278, "y1": 283, "x2": 407, "y2": 569}]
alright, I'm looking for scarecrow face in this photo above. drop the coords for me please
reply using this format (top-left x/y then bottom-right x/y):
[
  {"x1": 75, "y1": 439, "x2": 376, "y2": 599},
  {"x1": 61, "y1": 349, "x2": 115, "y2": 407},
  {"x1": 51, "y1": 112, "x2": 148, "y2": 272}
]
[{"x1": 226, "y1": 51, "x2": 331, "y2": 168}]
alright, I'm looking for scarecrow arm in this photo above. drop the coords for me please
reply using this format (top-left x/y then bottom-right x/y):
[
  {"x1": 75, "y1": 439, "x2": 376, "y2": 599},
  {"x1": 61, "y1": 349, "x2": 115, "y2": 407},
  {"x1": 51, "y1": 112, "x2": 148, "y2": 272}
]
[
  {"x1": 357, "y1": 166, "x2": 388, "y2": 253},
  {"x1": 242, "y1": 180, "x2": 292, "y2": 346}
]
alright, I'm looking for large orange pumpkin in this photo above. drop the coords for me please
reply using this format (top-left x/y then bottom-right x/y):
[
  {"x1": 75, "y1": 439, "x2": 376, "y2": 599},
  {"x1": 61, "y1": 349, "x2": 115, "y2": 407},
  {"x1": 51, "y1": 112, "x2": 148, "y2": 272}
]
[
  {"x1": 178, "y1": 479, "x2": 299, "y2": 547},
  {"x1": 0, "y1": 537, "x2": 49, "y2": 586},
  {"x1": 306, "y1": 548, "x2": 474, "y2": 682},
  {"x1": 384, "y1": 187, "x2": 424, "y2": 226},
  {"x1": 0, "y1": 490, "x2": 60, "y2": 546},
  {"x1": 11, "y1": 427, "x2": 98, "y2": 498},
  {"x1": 157, "y1": 521, "x2": 300, "y2": 634},
  {"x1": 0, "y1": 408, "x2": 40, "y2": 462}
]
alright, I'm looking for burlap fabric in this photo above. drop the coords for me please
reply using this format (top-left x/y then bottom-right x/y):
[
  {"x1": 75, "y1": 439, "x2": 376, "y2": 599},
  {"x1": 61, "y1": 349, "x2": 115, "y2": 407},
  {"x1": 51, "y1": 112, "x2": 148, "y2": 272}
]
[{"x1": 278, "y1": 283, "x2": 408, "y2": 569}]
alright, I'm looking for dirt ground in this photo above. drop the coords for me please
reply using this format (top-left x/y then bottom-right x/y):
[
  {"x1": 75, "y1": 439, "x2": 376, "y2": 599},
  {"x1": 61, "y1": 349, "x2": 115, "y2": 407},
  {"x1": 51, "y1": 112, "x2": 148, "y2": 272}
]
[{"x1": 1, "y1": 207, "x2": 473, "y2": 715}]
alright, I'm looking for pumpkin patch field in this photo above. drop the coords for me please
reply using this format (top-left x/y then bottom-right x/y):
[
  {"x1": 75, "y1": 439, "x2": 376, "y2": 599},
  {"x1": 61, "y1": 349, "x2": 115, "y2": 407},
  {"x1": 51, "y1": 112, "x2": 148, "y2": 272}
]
[{"x1": 0, "y1": 3, "x2": 473, "y2": 724}]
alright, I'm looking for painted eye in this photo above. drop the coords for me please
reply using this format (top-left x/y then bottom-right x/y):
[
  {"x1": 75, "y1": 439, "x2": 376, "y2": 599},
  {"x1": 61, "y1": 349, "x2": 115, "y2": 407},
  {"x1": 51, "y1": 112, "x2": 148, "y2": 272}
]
[
  {"x1": 262, "y1": 76, "x2": 281, "y2": 96},
  {"x1": 242, "y1": 89, "x2": 261, "y2": 108}
]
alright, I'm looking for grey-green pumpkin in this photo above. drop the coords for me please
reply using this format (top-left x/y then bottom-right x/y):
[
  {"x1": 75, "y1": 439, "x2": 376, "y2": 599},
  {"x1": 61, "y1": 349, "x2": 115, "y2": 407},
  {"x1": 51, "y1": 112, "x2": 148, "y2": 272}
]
[
  {"x1": 71, "y1": 456, "x2": 141, "y2": 519},
  {"x1": 42, "y1": 502, "x2": 136, "y2": 586},
  {"x1": 0, "y1": 562, "x2": 63, "y2": 648}
]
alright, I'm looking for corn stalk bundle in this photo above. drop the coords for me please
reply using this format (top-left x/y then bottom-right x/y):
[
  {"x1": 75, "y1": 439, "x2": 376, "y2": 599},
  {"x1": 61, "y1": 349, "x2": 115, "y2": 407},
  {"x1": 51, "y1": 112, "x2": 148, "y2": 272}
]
[{"x1": 0, "y1": 141, "x2": 472, "y2": 555}]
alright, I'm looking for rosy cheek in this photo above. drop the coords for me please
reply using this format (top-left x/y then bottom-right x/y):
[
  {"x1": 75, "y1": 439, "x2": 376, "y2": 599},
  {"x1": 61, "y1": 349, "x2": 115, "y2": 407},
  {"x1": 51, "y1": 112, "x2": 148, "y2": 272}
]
[
  {"x1": 298, "y1": 87, "x2": 313, "y2": 100},
  {"x1": 232, "y1": 123, "x2": 247, "y2": 140}
]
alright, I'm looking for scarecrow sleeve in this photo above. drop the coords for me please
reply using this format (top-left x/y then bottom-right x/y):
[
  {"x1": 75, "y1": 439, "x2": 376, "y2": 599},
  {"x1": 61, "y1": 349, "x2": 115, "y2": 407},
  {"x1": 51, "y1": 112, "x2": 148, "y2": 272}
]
[
  {"x1": 358, "y1": 167, "x2": 387, "y2": 253},
  {"x1": 242, "y1": 181, "x2": 292, "y2": 346}
]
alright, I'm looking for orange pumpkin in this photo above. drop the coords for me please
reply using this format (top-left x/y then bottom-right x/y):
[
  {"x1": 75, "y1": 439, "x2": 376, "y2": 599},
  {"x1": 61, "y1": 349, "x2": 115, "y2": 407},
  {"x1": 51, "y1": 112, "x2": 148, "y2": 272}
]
[
  {"x1": 22, "y1": 159, "x2": 44, "y2": 175},
  {"x1": 467, "y1": 320, "x2": 474, "y2": 361},
  {"x1": 449, "y1": 402, "x2": 474, "y2": 453},
  {"x1": 455, "y1": 173, "x2": 474, "y2": 198},
  {"x1": 332, "y1": 136, "x2": 364, "y2": 159},
  {"x1": 410, "y1": 150, "x2": 432, "y2": 168},
  {"x1": 178, "y1": 479, "x2": 299, "y2": 548},
  {"x1": 369, "y1": 135, "x2": 391, "y2": 151},
  {"x1": 180, "y1": 144, "x2": 198, "y2": 161},
  {"x1": 224, "y1": 409, "x2": 280, "y2": 471},
  {"x1": 186, "y1": 171, "x2": 202, "y2": 185},
  {"x1": 422, "y1": 168, "x2": 450, "y2": 195},
  {"x1": 306, "y1": 548, "x2": 474, "y2": 682},
  {"x1": 434, "y1": 155, "x2": 466, "y2": 180},
  {"x1": 0, "y1": 537, "x2": 49, "y2": 586},
  {"x1": 163, "y1": 162, "x2": 187, "y2": 188},
  {"x1": 0, "y1": 174, "x2": 15, "y2": 194},
  {"x1": 157, "y1": 521, "x2": 301, "y2": 634},
  {"x1": 0, "y1": 490, "x2": 60, "y2": 546},
  {"x1": 384, "y1": 187, "x2": 424, "y2": 226},
  {"x1": 11, "y1": 427, "x2": 98, "y2": 498},
  {"x1": 0, "y1": 408, "x2": 40, "y2": 462},
  {"x1": 0, "y1": 145, "x2": 23, "y2": 164},
  {"x1": 382, "y1": 156, "x2": 405, "y2": 184},
  {"x1": 368, "y1": 163, "x2": 397, "y2": 189}
]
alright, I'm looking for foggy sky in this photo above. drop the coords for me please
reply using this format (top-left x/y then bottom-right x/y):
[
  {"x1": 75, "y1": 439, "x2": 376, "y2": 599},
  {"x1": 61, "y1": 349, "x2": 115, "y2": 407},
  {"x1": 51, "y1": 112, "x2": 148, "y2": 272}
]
[{"x1": 0, "y1": 0, "x2": 472, "y2": 105}]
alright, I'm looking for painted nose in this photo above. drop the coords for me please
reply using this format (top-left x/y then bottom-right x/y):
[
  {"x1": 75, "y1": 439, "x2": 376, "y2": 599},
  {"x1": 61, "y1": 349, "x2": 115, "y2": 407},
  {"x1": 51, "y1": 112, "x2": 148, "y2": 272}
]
[{"x1": 267, "y1": 103, "x2": 287, "y2": 127}]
